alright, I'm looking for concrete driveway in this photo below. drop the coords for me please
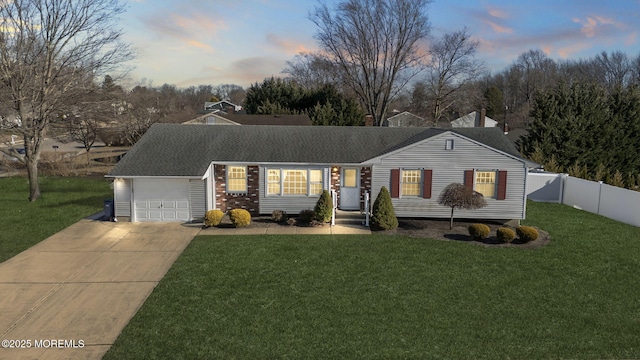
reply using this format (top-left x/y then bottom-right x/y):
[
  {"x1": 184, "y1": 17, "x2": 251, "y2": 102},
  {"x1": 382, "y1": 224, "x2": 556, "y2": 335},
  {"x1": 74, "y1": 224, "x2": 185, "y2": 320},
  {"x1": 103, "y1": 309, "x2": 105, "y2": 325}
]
[{"x1": 0, "y1": 220, "x2": 200, "y2": 360}]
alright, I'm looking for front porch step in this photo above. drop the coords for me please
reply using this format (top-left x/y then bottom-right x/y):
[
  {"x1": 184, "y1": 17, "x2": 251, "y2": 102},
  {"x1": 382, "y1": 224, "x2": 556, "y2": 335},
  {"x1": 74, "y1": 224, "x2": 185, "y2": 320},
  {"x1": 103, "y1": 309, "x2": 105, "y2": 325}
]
[{"x1": 334, "y1": 210, "x2": 367, "y2": 225}]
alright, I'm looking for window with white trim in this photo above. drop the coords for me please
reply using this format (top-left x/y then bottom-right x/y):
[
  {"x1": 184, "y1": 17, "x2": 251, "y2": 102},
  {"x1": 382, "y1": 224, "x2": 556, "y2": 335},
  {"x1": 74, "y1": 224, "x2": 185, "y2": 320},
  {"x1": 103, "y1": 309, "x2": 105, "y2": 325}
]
[
  {"x1": 401, "y1": 169, "x2": 421, "y2": 197},
  {"x1": 267, "y1": 168, "x2": 324, "y2": 196},
  {"x1": 226, "y1": 166, "x2": 247, "y2": 193},
  {"x1": 445, "y1": 139, "x2": 454, "y2": 150},
  {"x1": 309, "y1": 170, "x2": 323, "y2": 195},
  {"x1": 267, "y1": 169, "x2": 281, "y2": 195},
  {"x1": 283, "y1": 170, "x2": 307, "y2": 195},
  {"x1": 475, "y1": 171, "x2": 496, "y2": 198}
]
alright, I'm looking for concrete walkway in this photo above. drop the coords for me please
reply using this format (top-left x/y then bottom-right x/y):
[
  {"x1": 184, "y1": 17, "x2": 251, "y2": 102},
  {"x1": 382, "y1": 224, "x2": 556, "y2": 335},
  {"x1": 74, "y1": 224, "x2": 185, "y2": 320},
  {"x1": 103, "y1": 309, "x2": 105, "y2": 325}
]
[
  {"x1": 0, "y1": 220, "x2": 200, "y2": 360},
  {"x1": 199, "y1": 222, "x2": 371, "y2": 236}
]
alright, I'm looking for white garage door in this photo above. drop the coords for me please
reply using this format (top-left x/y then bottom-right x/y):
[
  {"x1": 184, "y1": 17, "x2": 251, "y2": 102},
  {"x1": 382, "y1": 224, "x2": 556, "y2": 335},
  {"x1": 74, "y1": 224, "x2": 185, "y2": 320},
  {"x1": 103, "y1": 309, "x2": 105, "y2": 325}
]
[{"x1": 133, "y1": 179, "x2": 190, "y2": 222}]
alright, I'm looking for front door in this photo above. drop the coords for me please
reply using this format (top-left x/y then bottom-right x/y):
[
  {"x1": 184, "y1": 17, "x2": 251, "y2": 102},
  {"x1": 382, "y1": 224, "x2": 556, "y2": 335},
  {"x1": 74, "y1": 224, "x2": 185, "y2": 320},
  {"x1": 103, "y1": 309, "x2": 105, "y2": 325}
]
[{"x1": 340, "y1": 168, "x2": 360, "y2": 210}]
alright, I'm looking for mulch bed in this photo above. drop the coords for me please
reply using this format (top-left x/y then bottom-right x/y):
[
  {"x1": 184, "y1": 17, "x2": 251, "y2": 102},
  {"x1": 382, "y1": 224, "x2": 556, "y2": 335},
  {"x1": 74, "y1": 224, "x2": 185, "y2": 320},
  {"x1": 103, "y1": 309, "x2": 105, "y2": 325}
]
[
  {"x1": 210, "y1": 215, "x2": 550, "y2": 249},
  {"x1": 377, "y1": 218, "x2": 550, "y2": 249}
]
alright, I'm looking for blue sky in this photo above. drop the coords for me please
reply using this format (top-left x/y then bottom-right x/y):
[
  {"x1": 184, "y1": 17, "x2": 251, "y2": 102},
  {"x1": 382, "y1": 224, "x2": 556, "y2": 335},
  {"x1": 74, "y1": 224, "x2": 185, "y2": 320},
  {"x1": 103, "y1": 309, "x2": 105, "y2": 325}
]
[{"x1": 122, "y1": 0, "x2": 640, "y2": 88}]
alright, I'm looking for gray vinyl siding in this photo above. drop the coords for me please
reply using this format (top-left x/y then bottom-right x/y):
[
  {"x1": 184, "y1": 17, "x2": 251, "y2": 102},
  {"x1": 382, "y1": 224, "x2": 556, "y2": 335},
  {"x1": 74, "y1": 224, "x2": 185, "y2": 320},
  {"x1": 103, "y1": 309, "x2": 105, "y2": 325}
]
[
  {"x1": 258, "y1": 166, "x2": 330, "y2": 214},
  {"x1": 189, "y1": 179, "x2": 206, "y2": 221},
  {"x1": 114, "y1": 178, "x2": 132, "y2": 217},
  {"x1": 371, "y1": 132, "x2": 527, "y2": 219}
]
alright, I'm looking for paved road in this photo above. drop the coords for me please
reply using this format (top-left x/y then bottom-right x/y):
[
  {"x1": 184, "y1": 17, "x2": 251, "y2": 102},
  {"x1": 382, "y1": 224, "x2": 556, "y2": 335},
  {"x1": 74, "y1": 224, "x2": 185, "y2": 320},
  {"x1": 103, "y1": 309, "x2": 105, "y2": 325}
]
[{"x1": 0, "y1": 220, "x2": 200, "y2": 359}]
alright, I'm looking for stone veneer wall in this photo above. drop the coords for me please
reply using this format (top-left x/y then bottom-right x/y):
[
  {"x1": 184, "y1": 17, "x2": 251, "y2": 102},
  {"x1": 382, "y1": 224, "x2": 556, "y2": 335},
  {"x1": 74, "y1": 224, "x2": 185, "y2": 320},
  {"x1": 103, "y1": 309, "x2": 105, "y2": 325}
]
[{"x1": 215, "y1": 165, "x2": 259, "y2": 214}]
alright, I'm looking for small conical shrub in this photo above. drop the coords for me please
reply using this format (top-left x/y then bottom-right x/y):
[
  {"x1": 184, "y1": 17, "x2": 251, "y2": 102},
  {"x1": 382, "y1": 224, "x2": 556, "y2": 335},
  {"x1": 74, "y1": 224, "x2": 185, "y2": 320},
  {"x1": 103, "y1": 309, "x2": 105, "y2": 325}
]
[
  {"x1": 371, "y1": 186, "x2": 398, "y2": 230},
  {"x1": 314, "y1": 190, "x2": 333, "y2": 223}
]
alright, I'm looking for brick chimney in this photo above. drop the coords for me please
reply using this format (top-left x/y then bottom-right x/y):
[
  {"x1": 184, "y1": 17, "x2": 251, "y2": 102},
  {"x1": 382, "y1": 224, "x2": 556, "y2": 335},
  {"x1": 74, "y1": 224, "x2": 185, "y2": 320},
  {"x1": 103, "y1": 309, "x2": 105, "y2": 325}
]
[
  {"x1": 503, "y1": 122, "x2": 509, "y2": 134},
  {"x1": 479, "y1": 108, "x2": 486, "y2": 127},
  {"x1": 365, "y1": 114, "x2": 374, "y2": 127},
  {"x1": 226, "y1": 105, "x2": 235, "y2": 114}
]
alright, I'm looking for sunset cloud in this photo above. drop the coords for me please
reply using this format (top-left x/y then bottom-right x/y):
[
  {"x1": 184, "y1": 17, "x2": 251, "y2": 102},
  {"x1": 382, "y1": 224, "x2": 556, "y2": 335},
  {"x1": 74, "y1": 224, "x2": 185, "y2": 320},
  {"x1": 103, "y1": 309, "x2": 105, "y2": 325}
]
[
  {"x1": 266, "y1": 34, "x2": 314, "y2": 55},
  {"x1": 487, "y1": 7, "x2": 509, "y2": 19},
  {"x1": 477, "y1": 6, "x2": 513, "y2": 34},
  {"x1": 138, "y1": 11, "x2": 227, "y2": 52},
  {"x1": 557, "y1": 42, "x2": 592, "y2": 58},
  {"x1": 121, "y1": 0, "x2": 640, "y2": 88},
  {"x1": 484, "y1": 20, "x2": 513, "y2": 34},
  {"x1": 573, "y1": 15, "x2": 625, "y2": 38}
]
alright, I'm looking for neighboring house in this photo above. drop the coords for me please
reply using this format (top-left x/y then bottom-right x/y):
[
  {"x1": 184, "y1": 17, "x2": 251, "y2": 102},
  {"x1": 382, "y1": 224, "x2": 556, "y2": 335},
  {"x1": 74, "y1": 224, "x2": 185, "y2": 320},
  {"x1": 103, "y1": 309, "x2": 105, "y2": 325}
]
[
  {"x1": 106, "y1": 124, "x2": 530, "y2": 223},
  {"x1": 386, "y1": 111, "x2": 424, "y2": 127},
  {"x1": 183, "y1": 113, "x2": 312, "y2": 126},
  {"x1": 204, "y1": 100, "x2": 242, "y2": 112},
  {"x1": 451, "y1": 109, "x2": 498, "y2": 128}
]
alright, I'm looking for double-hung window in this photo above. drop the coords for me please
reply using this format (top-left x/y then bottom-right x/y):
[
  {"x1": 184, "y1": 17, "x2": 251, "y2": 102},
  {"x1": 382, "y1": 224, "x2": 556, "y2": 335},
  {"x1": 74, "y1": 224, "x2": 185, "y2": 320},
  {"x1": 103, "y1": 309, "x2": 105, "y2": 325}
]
[
  {"x1": 267, "y1": 169, "x2": 281, "y2": 195},
  {"x1": 309, "y1": 170, "x2": 323, "y2": 195},
  {"x1": 401, "y1": 169, "x2": 422, "y2": 197},
  {"x1": 475, "y1": 171, "x2": 496, "y2": 198},
  {"x1": 226, "y1": 166, "x2": 247, "y2": 193}
]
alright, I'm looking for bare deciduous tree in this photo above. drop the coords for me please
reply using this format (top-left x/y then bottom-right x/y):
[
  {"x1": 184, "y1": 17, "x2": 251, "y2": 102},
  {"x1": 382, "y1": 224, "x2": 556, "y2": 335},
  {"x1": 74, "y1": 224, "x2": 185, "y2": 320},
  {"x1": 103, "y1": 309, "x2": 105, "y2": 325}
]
[
  {"x1": 283, "y1": 52, "x2": 342, "y2": 90},
  {"x1": 422, "y1": 27, "x2": 485, "y2": 125},
  {"x1": 310, "y1": 0, "x2": 431, "y2": 126},
  {"x1": 0, "y1": 0, "x2": 132, "y2": 201}
]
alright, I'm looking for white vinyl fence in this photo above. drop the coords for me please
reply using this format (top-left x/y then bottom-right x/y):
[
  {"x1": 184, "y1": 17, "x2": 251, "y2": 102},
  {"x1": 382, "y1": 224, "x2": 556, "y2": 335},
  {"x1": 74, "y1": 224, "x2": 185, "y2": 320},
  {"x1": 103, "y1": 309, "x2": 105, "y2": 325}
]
[{"x1": 527, "y1": 172, "x2": 640, "y2": 227}]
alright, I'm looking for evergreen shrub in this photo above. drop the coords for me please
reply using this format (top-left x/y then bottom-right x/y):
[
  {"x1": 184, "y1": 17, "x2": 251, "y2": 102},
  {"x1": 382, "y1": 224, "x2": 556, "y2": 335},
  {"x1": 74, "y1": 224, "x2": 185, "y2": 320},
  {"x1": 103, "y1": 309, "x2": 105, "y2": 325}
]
[
  {"x1": 497, "y1": 227, "x2": 516, "y2": 243},
  {"x1": 271, "y1": 210, "x2": 288, "y2": 222},
  {"x1": 371, "y1": 186, "x2": 398, "y2": 230},
  {"x1": 204, "y1": 209, "x2": 225, "y2": 227},
  {"x1": 516, "y1": 226, "x2": 539, "y2": 242},
  {"x1": 298, "y1": 210, "x2": 315, "y2": 224},
  {"x1": 228, "y1": 209, "x2": 251, "y2": 227},
  {"x1": 468, "y1": 223, "x2": 490, "y2": 239},
  {"x1": 314, "y1": 190, "x2": 333, "y2": 222}
]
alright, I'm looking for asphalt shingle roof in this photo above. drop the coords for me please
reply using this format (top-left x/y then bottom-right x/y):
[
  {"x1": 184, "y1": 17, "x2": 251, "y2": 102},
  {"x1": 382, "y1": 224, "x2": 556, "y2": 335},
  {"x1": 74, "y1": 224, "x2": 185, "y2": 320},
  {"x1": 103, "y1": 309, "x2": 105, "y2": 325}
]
[{"x1": 107, "y1": 124, "x2": 523, "y2": 177}]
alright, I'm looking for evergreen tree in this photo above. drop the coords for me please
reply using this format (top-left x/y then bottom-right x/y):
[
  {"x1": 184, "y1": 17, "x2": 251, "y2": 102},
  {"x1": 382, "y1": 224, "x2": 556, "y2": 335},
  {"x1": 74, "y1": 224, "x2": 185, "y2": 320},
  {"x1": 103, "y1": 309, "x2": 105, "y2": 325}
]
[
  {"x1": 519, "y1": 82, "x2": 640, "y2": 189},
  {"x1": 371, "y1": 187, "x2": 398, "y2": 230},
  {"x1": 244, "y1": 77, "x2": 364, "y2": 125},
  {"x1": 313, "y1": 190, "x2": 333, "y2": 223}
]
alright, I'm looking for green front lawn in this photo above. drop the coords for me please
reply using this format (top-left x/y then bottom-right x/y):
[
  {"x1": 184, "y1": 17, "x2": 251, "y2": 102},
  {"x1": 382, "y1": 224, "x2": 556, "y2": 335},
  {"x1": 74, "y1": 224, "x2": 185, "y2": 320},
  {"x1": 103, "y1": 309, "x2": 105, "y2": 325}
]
[
  {"x1": 105, "y1": 202, "x2": 640, "y2": 359},
  {"x1": 0, "y1": 176, "x2": 112, "y2": 262}
]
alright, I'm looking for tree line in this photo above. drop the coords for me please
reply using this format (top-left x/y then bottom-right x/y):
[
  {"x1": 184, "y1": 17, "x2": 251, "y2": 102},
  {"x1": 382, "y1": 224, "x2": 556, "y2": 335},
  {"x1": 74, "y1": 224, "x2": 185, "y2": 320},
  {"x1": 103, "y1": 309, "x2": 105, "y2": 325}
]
[{"x1": 519, "y1": 82, "x2": 640, "y2": 191}]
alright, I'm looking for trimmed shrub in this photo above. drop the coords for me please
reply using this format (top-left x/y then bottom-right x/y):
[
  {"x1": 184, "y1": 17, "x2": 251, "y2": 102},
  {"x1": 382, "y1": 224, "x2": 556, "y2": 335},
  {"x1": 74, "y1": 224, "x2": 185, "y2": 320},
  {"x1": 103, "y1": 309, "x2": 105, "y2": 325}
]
[
  {"x1": 298, "y1": 210, "x2": 315, "y2": 224},
  {"x1": 497, "y1": 227, "x2": 516, "y2": 243},
  {"x1": 313, "y1": 190, "x2": 333, "y2": 223},
  {"x1": 271, "y1": 210, "x2": 288, "y2": 222},
  {"x1": 287, "y1": 218, "x2": 297, "y2": 226},
  {"x1": 516, "y1": 226, "x2": 539, "y2": 242},
  {"x1": 371, "y1": 186, "x2": 398, "y2": 230},
  {"x1": 468, "y1": 223, "x2": 490, "y2": 240},
  {"x1": 204, "y1": 209, "x2": 225, "y2": 227},
  {"x1": 228, "y1": 209, "x2": 251, "y2": 227}
]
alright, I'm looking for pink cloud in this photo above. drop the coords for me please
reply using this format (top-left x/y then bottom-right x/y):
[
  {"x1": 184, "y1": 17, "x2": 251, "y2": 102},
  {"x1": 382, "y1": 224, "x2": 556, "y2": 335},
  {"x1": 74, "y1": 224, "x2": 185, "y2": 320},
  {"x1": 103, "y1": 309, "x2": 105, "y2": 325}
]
[
  {"x1": 477, "y1": 5, "x2": 513, "y2": 34},
  {"x1": 187, "y1": 40, "x2": 213, "y2": 52},
  {"x1": 487, "y1": 7, "x2": 509, "y2": 19},
  {"x1": 573, "y1": 15, "x2": 625, "y2": 38},
  {"x1": 266, "y1": 34, "x2": 314, "y2": 55},
  {"x1": 139, "y1": 11, "x2": 228, "y2": 52},
  {"x1": 556, "y1": 42, "x2": 591, "y2": 58},
  {"x1": 484, "y1": 20, "x2": 513, "y2": 34}
]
